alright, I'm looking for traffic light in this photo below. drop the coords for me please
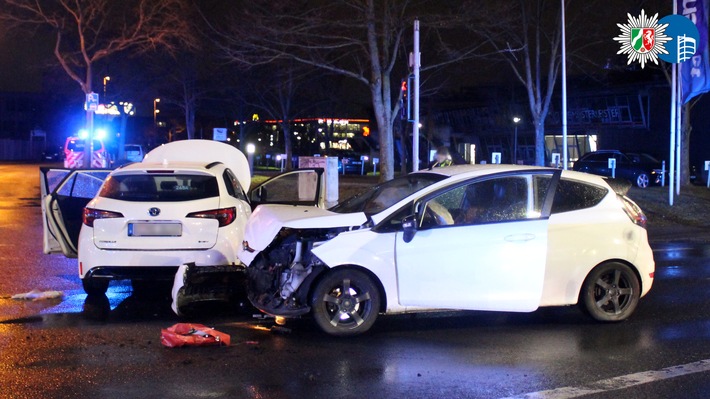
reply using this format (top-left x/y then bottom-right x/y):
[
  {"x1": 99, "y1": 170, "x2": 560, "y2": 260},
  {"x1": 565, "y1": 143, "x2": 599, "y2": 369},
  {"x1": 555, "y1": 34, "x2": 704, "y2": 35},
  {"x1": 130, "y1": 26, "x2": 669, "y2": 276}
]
[{"x1": 400, "y1": 75, "x2": 415, "y2": 122}]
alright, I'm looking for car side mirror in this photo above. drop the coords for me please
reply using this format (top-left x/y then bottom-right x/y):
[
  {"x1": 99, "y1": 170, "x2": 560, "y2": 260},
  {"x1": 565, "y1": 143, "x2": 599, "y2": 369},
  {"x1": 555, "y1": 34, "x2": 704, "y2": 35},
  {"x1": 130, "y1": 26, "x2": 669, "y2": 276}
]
[
  {"x1": 251, "y1": 187, "x2": 268, "y2": 203},
  {"x1": 402, "y1": 214, "x2": 417, "y2": 243}
]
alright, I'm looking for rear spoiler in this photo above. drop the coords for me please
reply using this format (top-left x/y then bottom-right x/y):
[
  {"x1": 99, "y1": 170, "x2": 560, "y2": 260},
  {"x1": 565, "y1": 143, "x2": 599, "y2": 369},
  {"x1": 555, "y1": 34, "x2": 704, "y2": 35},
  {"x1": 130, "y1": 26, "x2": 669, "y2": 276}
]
[{"x1": 603, "y1": 178, "x2": 632, "y2": 196}]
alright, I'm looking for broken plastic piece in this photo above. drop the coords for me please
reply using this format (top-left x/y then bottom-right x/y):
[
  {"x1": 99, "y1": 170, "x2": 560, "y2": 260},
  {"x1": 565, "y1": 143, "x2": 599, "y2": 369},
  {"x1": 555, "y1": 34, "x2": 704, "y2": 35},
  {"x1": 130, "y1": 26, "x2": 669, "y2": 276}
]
[
  {"x1": 160, "y1": 323, "x2": 231, "y2": 348},
  {"x1": 11, "y1": 289, "x2": 63, "y2": 301}
]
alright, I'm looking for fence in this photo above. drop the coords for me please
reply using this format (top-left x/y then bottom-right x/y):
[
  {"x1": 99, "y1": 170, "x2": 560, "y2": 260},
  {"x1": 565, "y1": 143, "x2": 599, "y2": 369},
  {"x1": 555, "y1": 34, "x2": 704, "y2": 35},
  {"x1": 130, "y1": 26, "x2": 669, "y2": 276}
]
[{"x1": 0, "y1": 139, "x2": 43, "y2": 161}]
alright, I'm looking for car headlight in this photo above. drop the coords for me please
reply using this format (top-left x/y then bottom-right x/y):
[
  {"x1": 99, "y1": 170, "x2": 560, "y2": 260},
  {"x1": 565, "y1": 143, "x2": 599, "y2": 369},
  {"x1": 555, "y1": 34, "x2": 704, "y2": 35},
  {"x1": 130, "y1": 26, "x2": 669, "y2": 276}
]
[{"x1": 652, "y1": 169, "x2": 663, "y2": 175}]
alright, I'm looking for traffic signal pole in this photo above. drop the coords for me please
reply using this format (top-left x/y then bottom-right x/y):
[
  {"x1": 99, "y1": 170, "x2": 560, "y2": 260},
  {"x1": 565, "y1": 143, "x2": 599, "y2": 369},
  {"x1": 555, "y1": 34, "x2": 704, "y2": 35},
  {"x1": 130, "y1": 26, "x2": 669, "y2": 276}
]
[{"x1": 412, "y1": 19, "x2": 421, "y2": 172}]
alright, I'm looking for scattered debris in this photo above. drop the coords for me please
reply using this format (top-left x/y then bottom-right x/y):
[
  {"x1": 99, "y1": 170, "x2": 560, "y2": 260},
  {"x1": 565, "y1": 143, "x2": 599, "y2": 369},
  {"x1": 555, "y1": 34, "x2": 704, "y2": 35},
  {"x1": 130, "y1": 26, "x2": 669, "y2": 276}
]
[
  {"x1": 270, "y1": 325, "x2": 292, "y2": 335},
  {"x1": 160, "y1": 323, "x2": 231, "y2": 348},
  {"x1": 11, "y1": 289, "x2": 63, "y2": 301}
]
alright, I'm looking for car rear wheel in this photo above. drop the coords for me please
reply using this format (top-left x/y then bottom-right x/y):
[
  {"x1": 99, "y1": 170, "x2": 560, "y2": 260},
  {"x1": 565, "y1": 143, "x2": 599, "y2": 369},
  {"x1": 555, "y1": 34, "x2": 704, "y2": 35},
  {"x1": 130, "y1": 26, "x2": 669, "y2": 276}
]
[
  {"x1": 580, "y1": 262, "x2": 640, "y2": 322},
  {"x1": 311, "y1": 268, "x2": 380, "y2": 336},
  {"x1": 82, "y1": 277, "x2": 109, "y2": 296},
  {"x1": 636, "y1": 173, "x2": 650, "y2": 188}
]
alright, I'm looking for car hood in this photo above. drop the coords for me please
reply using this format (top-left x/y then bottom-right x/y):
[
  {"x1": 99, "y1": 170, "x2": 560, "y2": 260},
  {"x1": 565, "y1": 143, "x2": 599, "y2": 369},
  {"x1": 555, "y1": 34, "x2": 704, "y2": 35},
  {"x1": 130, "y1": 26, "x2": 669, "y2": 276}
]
[{"x1": 239, "y1": 204, "x2": 367, "y2": 266}]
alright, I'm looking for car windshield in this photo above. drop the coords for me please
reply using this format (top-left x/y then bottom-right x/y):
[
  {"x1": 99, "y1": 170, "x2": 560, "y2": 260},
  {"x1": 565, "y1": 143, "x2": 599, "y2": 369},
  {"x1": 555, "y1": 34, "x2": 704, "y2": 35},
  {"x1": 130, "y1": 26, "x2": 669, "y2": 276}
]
[
  {"x1": 330, "y1": 173, "x2": 446, "y2": 215},
  {"x1": 99, "y1": 173, "x2": 219, "y2": 202},
  {"x1": 125, "y1": 145, "x2": 140, "y2": 152}
]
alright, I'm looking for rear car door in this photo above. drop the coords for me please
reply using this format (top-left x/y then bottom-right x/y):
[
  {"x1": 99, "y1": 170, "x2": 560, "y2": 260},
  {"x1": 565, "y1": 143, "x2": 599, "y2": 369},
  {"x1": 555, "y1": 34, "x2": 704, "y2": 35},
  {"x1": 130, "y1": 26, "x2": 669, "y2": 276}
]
[
  {"x1": 395, "y1": 171, "x2": 559, "y2": 312},
  {"x1": 40, "y1": 167, "x2": 110, "y2": 257},
  {"x1": 249, "y1": 168, "x2": 325, "y2": 209}
]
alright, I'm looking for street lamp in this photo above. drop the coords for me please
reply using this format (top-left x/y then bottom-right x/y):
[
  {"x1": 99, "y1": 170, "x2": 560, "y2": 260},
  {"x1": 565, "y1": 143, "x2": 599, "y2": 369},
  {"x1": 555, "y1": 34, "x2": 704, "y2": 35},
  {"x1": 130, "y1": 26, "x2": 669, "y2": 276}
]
[
  {"x1": 103, "y1": 76, "x2": 110, "y2": 99},
  {"x1": 153, "y1": 98, "x2": 160, "y2": 126},
  {"x1": 513, "y1": 116, "x2": 521, "y2": 164},
  {"x1": 246, "y1": 143, "x2": 256, "y2": 176}
]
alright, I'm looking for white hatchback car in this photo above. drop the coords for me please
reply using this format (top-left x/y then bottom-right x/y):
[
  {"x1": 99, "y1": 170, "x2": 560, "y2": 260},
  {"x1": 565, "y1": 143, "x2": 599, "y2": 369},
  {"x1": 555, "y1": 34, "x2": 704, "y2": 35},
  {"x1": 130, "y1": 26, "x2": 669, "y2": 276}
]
[
  {"x1": 240, "y1": 165, "x2": 655, "y2": 336},
  {"x1": 41, "y1": 140, "x2": 325, "y2": 296}
]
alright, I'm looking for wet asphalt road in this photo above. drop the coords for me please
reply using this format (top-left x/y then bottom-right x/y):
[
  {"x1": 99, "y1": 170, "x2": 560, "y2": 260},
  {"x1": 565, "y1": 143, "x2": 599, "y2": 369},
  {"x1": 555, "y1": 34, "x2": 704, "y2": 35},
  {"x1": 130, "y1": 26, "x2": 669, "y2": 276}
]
[{"x1": 2, "y1": 163, "x2": 710, "y2": 399}]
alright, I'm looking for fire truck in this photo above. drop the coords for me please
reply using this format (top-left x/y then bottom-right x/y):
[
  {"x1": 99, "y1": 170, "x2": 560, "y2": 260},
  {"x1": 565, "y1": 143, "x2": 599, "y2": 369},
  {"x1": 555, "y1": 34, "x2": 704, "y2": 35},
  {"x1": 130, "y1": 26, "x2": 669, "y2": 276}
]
[{"x1": 63, "y1": 136, "x2": 109, "y2": 168}]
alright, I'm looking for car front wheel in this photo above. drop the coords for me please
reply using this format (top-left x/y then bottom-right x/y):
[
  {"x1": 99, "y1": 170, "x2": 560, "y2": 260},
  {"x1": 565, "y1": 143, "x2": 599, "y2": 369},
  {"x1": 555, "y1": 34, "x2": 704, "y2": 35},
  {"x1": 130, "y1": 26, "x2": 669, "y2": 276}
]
[
  {"x1": 636, "y1": 173, "x2": 650, "y2": 188},
  {"x1": 311, "y1": 268, "x2": 380, "y2": 336},
  {"x1": 82, "y1": 277, "x2": 109, "y2": 296},
  {"x1": 580, "y1": 262, "x2": 640, "y2": 322}
]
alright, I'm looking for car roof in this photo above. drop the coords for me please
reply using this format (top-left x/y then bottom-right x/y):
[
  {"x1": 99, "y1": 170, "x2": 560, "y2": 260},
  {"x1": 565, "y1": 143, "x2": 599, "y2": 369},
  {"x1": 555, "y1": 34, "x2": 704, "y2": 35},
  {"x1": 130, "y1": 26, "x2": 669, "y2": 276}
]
[{"x1": 414, "y1": 164, "x2": 608, "y2": 186}]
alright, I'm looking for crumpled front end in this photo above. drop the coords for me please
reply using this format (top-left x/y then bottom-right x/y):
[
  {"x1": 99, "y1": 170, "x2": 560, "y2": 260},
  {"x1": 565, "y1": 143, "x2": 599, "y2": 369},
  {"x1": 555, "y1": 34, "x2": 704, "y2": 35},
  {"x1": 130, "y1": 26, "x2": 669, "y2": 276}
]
[{"x1": 246, "y1": 227, "x2": 348, "y2": 317}]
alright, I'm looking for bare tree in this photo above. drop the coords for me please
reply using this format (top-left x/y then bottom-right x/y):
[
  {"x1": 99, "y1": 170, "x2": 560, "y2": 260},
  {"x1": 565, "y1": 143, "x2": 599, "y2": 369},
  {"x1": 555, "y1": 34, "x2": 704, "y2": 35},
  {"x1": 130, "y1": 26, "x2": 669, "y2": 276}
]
[
  {"x1": 0, "y1": 0, "x2": 194, "y2": 165},
  {"x1": 207, "y1": 0, "x2": 489, "y2": 181}
]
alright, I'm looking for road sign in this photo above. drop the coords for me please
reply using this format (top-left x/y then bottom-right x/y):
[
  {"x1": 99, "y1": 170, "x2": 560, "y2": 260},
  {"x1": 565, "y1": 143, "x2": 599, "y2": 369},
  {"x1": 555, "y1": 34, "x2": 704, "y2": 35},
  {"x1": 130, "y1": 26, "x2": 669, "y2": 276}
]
[
  {"x1": 213, "y1": 128, "x2": 228, "y2": 141},
  {"x1": 85, "y1": 92, "x2": 99, "y2": 112},
  {"x1": 608, "y1": 158, "x2": 617, "y2": 178},
  {"x1": 491, "y1": 152, "x2": 501, "y2": 164}
]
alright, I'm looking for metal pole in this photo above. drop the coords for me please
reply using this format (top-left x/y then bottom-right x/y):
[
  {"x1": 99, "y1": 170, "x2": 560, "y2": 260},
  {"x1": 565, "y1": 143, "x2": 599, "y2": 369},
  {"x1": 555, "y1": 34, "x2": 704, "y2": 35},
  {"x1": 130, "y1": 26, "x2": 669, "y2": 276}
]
[
  {"x1": 412, "y1": 19, "x2": 420, "y2": 172},
  {"x1": 560, "y1": 0, "x2": 568, "y2": 170},
  {"x1": 669, "y1": 63, "x2": 677, "y2": 206},
  {"x1": 514, "y1": 125, "x2": 518, "y2": 164},
  {"x1": 676, "y1": 70, "x2": 682, "y2": 195}
]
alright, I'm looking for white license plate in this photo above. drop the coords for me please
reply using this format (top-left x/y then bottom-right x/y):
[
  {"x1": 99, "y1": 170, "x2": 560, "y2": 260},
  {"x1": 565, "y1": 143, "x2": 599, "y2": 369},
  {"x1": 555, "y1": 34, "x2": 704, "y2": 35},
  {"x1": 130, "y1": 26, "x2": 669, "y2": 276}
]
[{"x1": 128, "y1": 222, "x2": 182, "y2": 237}]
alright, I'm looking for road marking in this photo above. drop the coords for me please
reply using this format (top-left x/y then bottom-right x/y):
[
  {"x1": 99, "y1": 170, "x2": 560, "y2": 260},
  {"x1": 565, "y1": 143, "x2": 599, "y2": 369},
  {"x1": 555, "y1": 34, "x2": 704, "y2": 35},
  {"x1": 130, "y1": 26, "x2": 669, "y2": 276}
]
[
  {"x1": 652, "y1": 246, "x2": 695, "y2": 252},
  {"x1": 501, "y1": 359, "x2": 710, "y2": 399}
]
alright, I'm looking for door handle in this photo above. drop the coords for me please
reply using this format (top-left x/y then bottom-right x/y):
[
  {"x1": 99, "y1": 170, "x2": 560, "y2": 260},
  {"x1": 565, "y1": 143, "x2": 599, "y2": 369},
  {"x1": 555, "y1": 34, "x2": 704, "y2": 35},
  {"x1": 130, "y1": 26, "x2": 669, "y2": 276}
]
[{"x1": 504, "y1": 233, "x2": 536, "y2": 242}]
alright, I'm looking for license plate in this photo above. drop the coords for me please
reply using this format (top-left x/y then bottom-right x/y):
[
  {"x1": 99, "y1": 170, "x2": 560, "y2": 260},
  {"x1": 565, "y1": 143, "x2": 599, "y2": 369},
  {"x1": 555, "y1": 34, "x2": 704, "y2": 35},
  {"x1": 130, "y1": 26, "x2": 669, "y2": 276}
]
[{"x1": 128, "y1": 222, "x2": 182, "y2": 237}]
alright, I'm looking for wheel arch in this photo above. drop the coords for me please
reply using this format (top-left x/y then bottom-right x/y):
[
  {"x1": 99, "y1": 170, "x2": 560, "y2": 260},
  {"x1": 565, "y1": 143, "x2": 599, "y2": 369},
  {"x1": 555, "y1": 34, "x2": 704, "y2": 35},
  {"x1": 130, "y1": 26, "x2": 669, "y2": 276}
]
[
  {"x1": 577, "y1": 258, "x2": 644, "y2": 302},
  {"x1": 308, "y1": 264, "x2": 388, "y2": 313}
]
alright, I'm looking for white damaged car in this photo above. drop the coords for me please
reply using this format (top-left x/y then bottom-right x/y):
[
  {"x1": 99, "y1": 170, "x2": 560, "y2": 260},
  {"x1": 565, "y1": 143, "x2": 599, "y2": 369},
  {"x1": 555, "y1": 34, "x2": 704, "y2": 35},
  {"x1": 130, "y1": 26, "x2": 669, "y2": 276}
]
[{"x1": 239, "y1": 165, "x2": 655, "y2": 336}]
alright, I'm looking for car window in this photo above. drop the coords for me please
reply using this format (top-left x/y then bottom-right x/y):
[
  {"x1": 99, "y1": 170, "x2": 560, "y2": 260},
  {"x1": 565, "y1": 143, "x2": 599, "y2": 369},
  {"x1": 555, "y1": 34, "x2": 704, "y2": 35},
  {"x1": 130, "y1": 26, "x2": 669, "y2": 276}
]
[
  {"x1": 56, "y1": 171, "x2": 109, "y2": 198},
  {"x1": 330, "y1": 173, "x2": 446, "y2": 215},
  {"x1": 250, "y1": 170, "x2": 320, "y2": 204},
  {"x1": 223, "y1": 169, "x2": 247, "y2": 201},
  {"x1": 99, "y1": 174, "x2": 219, "y2": 202},
  {"x1": 45, "y1": 169, "x2": 71, "y2": 193},
  {"x1": 419, "y1": 174, "x2": 549, "y2": 229},
  {"x1": 551, "y1": 179, "x2": 608, "y2": 214}
]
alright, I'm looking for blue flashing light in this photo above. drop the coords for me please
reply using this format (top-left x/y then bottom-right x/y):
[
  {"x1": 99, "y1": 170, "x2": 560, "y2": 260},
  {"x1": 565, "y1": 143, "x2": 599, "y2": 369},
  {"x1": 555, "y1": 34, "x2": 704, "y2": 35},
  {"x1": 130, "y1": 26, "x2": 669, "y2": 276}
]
[
  {"x1": 95, "y1": 128, "x2": 107, "y2": 140},
  {"x1": 78, "y1": 129, "x2": 89, "y2": 139}
]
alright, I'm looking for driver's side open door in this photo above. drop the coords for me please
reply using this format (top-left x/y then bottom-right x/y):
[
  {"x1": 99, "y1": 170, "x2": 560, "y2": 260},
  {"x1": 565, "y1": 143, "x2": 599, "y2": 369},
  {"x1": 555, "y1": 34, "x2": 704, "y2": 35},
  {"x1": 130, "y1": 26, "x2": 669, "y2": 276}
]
[
  {"x1": 248, "y1": 168, "x2": 325, "y2": 209},
  {"x1": 40, "y1": 167, "x2": 110, "y2": 257}
]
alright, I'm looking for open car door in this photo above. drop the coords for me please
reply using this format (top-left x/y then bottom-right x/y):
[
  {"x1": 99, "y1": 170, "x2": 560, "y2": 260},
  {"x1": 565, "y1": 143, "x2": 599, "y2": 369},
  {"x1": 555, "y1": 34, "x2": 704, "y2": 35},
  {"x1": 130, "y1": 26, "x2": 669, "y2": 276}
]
[
  {"x1": 40, "y1": 167, "x2": 110, "y2": 257},
  {"x1": 248, "y1": 168, "x2": 325, "y2": 209}
]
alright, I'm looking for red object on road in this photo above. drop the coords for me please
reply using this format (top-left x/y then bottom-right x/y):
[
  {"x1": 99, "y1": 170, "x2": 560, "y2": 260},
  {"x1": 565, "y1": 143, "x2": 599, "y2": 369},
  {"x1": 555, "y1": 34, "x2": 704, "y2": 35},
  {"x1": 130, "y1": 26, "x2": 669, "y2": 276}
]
[{"x1": 160, "y1": 323, "x2": 231, "y2": 348}]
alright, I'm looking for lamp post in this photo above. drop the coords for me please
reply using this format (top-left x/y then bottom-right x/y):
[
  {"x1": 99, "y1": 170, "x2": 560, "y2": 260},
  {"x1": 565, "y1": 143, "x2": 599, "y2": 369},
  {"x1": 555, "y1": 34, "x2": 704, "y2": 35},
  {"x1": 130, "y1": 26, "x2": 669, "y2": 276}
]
[
  {"x1": 246, "y1": 143, "x2": 256, "y2": 176},
  {"x1": 513, "y1": 116, "x2": 521, "y2": 164},
  {"x1": 103, "y1": 76, "x2": 110, "y2": 100},
  {"x1": 153, "y1": 98, "x2": 160, "y2": 126}
]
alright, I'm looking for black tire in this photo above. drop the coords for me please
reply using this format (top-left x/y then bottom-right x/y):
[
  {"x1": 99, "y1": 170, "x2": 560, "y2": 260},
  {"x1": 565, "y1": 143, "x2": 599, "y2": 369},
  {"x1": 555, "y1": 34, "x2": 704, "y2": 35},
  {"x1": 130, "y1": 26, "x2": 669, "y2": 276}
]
[
  {"x1": 580, "y1": 262, "x2": 640, "y2": 322},
  {"x1": 311, "y1": 268, "x2": 380, "y2": 336},
  {"x1": 636, "y1": 173, "x2": 650, "y2": 188},
  {"x1": 82, "y1": 277, "x2": 109, "y2": 296}
]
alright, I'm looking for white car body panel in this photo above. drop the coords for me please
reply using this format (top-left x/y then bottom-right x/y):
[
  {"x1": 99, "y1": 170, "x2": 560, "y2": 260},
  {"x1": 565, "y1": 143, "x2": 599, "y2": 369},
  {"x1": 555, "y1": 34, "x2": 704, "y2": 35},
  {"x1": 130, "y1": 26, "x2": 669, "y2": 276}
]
[
  {"x1": 78, "y1": 162, "x2": 250, "y2": 278},
  {"x1": 239, "y1": 204, "x2": 367, "y2": 265},
  {"x1": 395, "y1": 219, "x2": 547, "y2": 312}
]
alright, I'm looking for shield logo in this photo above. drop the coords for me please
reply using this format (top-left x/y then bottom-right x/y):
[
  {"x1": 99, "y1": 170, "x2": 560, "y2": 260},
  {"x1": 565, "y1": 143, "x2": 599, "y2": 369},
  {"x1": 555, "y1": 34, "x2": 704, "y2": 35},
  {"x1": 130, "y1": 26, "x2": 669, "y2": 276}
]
[
  {"x1": 631, "y1": 28, "x2": 655, "y2": 53},
  {"x1": 149, "y1": 207, "x2": 160, "y2": 217}
]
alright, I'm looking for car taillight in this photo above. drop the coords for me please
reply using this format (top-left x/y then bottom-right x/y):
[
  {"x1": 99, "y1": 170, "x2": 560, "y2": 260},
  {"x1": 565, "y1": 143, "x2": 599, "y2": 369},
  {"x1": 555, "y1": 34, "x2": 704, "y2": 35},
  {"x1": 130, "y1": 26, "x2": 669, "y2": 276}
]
[
  {"x1": 83, "y1": 208, "x2": 124, "y2": 227},
  {"x1": 186, "y1": 207, "x2": 236, "y2": 227},
  {"x1": 619, "y1": 195, "x2": 647, "y2": 229}
]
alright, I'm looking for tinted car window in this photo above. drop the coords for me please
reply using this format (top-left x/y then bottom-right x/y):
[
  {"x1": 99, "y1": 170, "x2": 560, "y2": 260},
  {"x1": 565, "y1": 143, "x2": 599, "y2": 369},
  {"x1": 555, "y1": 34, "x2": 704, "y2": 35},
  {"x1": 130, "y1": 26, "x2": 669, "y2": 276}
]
[
  {"x1": 56, "y1": 171, "x2": 110, "y2": 198},
  {"x1": 99, "y1": 174, "x2": 219, "y2": 202},
  {"x1": 223, "y1": 169, "x2": 247, "y2": 201},
  {"x1": 551, "y1": 179, "x2": 608, "y2": 214}
]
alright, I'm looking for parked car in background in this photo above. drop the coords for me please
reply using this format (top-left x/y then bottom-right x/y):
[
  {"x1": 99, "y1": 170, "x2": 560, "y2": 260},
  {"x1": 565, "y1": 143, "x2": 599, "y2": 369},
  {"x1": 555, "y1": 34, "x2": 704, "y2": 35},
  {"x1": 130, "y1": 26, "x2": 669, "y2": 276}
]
[
  {"x1": 124, "y1": 144, "x2": 145, "y2": 163},
  {"x1": 240, "y1": 165, "x2": 655, "y2": 336},
  {"x1": 336, "y1": 150, "x2": 369, "y2": 174},
  {"x1": 573, "y1": 150, "x2": 664, "y2": 188}
]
